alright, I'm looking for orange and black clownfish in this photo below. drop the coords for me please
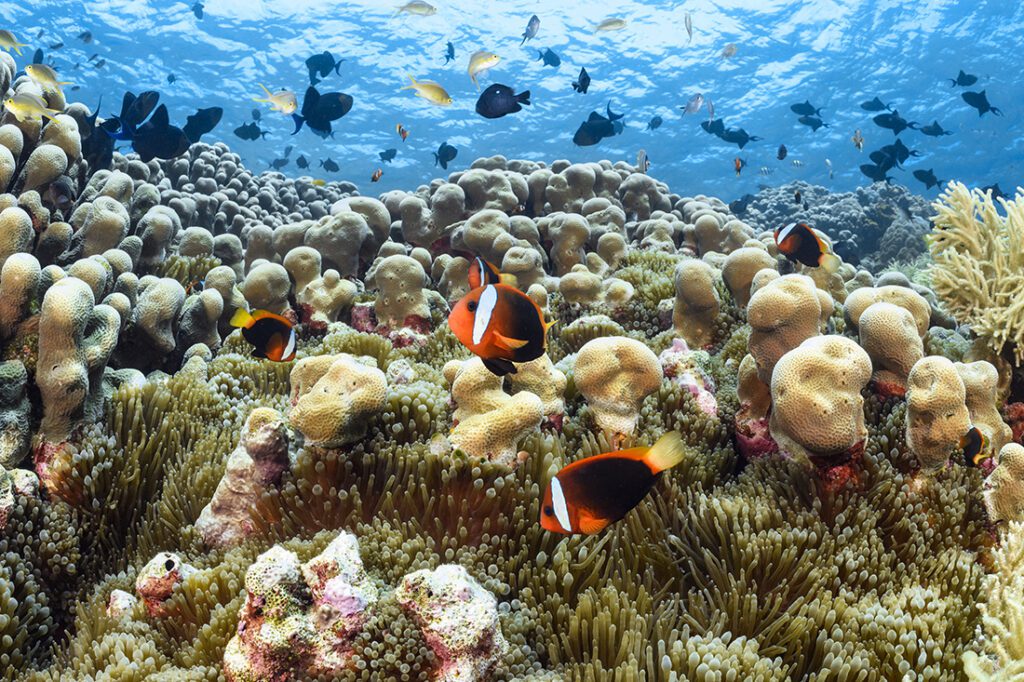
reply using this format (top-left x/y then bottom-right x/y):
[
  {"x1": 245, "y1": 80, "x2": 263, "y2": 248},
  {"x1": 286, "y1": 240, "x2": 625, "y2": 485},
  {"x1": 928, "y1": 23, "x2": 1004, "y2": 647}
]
[
  {"x1": 961, "y1": 425, "x2": 990, "y2": 467},
  {"x1": 540, "y1": 431, "x2": 687, "y2": 535},
  {"x1": 774, "y1": 222, "x2": 841, "y2": 273},
  {"x1": 467, "y1": 256, "x2": 516, "y2": 289},
  {"x1": 448, "y1": 283, "x2": 551, "y2": 376},
  {"x1": 230, "y1": 308, "x2": 296, "y2": 362}
]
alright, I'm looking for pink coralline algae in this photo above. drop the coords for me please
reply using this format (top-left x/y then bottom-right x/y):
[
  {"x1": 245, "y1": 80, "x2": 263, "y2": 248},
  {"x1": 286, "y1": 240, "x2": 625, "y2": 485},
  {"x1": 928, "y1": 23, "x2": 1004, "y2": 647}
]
[{"x1": 658, "y1": 338, "x2": 718, "y2": 417}]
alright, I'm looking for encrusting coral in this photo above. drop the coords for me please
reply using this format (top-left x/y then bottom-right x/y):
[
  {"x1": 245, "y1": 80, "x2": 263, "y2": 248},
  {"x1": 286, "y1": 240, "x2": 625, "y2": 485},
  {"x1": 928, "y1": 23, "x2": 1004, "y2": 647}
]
[{"x1": 0, "y1": 85, "x2": 1016, "y2": 680}]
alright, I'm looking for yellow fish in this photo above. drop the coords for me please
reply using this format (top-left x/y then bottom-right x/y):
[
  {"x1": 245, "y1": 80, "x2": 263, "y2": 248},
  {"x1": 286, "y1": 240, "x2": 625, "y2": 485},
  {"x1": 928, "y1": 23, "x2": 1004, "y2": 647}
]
[
  {"x1": 253, "y1": 84, "x2": 298, "y2": 115},
  {"x1": 3, "y1": 93, "x2": 62, "y2": 123},
  {"x1": 312, "y1": 179, "x2": 326, "y2": 186},
  {"x1": 401, "y1": 75, "x2": 452, "y2": 106},
  {"x1": 595, "y1": 18, "x2": 627, "y2": 31},
  {"x1": 468, "y1": 51, "x2": 500, "y2": 90},
  {"x1": 25, "y1": 64, "x2": 72, "y2": 93},
  {"x1": 395, "y1": 1, "x2": 437, "y2": 15},
  {"x1": 0, "y1": 30, "x2": 28, "y2": 56}
]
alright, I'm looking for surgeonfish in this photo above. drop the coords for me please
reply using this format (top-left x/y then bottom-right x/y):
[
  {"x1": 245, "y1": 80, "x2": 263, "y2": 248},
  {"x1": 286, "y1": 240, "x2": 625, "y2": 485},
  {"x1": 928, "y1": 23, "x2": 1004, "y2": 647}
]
[
  {"x1": 230, "y1": 308, "x2": 296, "y2": 362},
  {"x1": 0, "y1": 30, "x2": 28, "y2": 55},
  {"x1": 3, "y1": 93, "x2": 62, "y2": 123},
  {"x1": 774, "y1": 222, "x2": 841, "y2": 272},
  {"x1": 540, "y1": 431, "x2": 688, "y2": 534},
  {"x1": 448, "y1": 283, "x2": 551, "y2": 376},
  {"x1": 253, "y1": 84, "x2": 298, "y2": 114},
  {"x1": 468, "y1": 51, "x2": 501, "y2": 89},
  {"x1": 25, "y1": 64, "x2": 72, "y2": 93},
  {"x1": 961, "y1": 426, "x2": 990, "y2": 468},
  {"x1": 401, "y1": 75, "x2": 452, "y2": 105}
]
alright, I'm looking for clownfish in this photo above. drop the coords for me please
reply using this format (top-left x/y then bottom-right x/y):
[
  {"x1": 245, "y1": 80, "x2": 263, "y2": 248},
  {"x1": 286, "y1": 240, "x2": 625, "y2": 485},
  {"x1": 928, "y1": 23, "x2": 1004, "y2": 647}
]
[
  {"x1": 540, "y1": 431, "x2": 688, "y2": 534},
  {"x1": 774, "y1": 222, "x2": 841, "y2": 273},
  {"x1": 371, "y1": 168, "x2": 383, "y2": 182},
  {"x1": 961, "y1": 425, "x2": 989, "y2": 467},
  {"x1": 467, "y1": 256, "x2": 517, "y2": 290},
  {"x1": 230, "y1": 308, "x2": 296, "y2": 362},
  {"x1": 448, "y1": 283, "x2": 551, "y2": 376}
]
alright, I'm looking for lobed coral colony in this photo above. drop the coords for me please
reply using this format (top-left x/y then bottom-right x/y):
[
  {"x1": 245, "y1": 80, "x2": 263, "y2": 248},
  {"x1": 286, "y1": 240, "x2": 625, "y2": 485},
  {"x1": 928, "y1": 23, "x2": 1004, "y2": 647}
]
[{"x1": 4, "y1": 49, "x2": 1024, "y2": 682}]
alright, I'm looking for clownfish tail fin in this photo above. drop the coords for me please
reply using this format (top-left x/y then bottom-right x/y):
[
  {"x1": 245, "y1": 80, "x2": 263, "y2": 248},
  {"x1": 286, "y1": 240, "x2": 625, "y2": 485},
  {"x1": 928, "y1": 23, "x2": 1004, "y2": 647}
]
[
  {"x1": 229, "y1": 307, "x2": 254, "y2": 329},
  {"x1": 819, "y1": 252, "x2": 841, "y2": 274},
  {"x1": 498, "y1": 272, "x2": 519, "y2": 288},
  {"x1": 644, "y1": 431, "x2": 687, "y2": 474}
]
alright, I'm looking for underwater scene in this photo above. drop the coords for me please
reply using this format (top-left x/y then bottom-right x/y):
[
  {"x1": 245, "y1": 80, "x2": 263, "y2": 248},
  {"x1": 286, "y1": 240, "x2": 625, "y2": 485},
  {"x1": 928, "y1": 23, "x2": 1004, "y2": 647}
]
[{"x1": 1, "y1": 0, "x2": 1024, "y2": 679}]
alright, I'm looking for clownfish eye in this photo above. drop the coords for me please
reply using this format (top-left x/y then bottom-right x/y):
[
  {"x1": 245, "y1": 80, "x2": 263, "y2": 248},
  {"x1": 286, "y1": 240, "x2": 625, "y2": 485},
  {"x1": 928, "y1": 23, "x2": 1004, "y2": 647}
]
[
  {"x1": 468, "y1": 300, "x2": 478, "y2": 312},
  {"x1": 543, "y1": 505, "x2": 554, "y2": 516}
]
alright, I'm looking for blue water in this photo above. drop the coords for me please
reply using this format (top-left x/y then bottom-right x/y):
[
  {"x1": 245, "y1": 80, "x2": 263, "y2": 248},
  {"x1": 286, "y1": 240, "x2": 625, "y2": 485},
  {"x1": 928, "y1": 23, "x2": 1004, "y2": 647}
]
[{"x1": 9, "y1": 0, "x2": 1023, "y2": 198}]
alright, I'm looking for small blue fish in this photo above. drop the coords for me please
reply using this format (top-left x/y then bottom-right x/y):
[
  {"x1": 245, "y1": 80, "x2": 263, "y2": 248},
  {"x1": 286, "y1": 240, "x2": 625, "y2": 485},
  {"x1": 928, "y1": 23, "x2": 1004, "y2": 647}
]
[
  {"x1": 537, "y1": 48, "x2": 560, "y2": 68},
  {"x1": 444, "y1": 41, "x2": 454, "y2": 65}
]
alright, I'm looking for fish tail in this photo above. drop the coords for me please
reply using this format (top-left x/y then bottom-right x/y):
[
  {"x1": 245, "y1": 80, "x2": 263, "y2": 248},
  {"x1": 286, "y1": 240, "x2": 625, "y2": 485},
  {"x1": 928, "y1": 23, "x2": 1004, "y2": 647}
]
[
  {"x1": 498, "y1": 273, "x2": 519, "y2": 288},
  {"x1": 11, "y1": 44, "x2": 23, "y2": 56},
  {"x1": 644, "y1": 431, "x2": 688, "y2": 474},
  {"x1": 819, "y1": 252, "x2": 842, "y2": 274},
  {"x1": 517, "y1": 90, "x2": 531, "y2": 105},
  {"x1": 399, "y1": 74, "x2": 416, "y2": 90},
  {"x1": 290, "y1": 114, "x2": 304, "y2": 135},
  {"x1": 229, "y1": 307, "x2": 256, "y2": 330}
]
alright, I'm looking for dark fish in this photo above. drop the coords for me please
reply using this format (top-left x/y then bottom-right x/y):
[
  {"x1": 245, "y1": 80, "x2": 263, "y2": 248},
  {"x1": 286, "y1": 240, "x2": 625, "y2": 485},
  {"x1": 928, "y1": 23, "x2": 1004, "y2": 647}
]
[
  {"x1": 182, "y1": 106, "x2": 222, "y2": 142},
  {"x1": 233, "y1": 122, "x2": 266, "y2": 141},
  {"x1": 537, "y1": 48, "x2": 560, "y2": 68},
  {"x1": 797, "y1": 115, "x2": 829, "y2": 132},
  {"x1": 860, "y1": 97, "x2": 892, "y2": 112},
  {"x1": 647, "y1": 115, "x2": 662, "y2": 130},
  {"x1": 790, "y1": 100, "x2": 823, "y2": 116},
  {"x1": 540, "y1": 432, "x2": 687, "y2": 535},
  {"x1": 94, "y1": 59, "x2": 106, "y2": 68},
  {"x1": 167, "y1": 73, "x2": 177, "y2": 84},
  {"x1": 252, "y1": 108, "x2": 261, "y2": 121},
  {"x1": 700, "y1": 118, "x2": 726, "y2": 137},
  {"x1": 270, "y1": 156, "x2": 289, "y2": 171},
  {"x1": 912, "y1": 168, "x2": 943, "y2": 190},
  {"x1": 291, "y1": 86, "x2": 354, "y2": 137},
  {"x1": 873, "y1": 109, "x2": 918, "y2": 136},
  {"x1": 572, "y1": 103, "x2": 624, "y2": 146},
  {"x1": 521, "y1": 14, "x2": 540, "y2": 45},
  {"x1": 101, "y1": 90, "x2": 160, "y2": 141},
  {"x1": 88, "y1": 53, "x2": 99, "y2": 62},
  {"x1": 475, "y1": 83, "x2": 531, "y2": 119},
  {"x1": 961, "y1": 426, "x2": 989, "y2": 467},
  {"x1": 572, "y1": 67, "x2": 590, "y2": 94},
  {"x1": 444, "y1": 41, "x2": 455, "y2": 64},
  {"x1": 81, "y1": 96, "x2": 115, "y2": 170},
  {"x1": 873, "y1": 139, "x2": 920, "y2": 170},
  {"x1": 775, "y1": 222, "x2": 841, "y2": 271},
  {"x1": 448, "y1": 283, "x2": 551, "y2": 376},
  {"x1": 434, "y1": 141, "x2": 458, "y2": 169},
  {"x1": 919, "y1": 120, "x2": 953, "y2": 137},
  {"x1": 296, "y1": 155, "x2": 309, "y2": 169},
  {"x1": 720, "y1": 127, "x2": 762, "y2": 149},
  {"x1": 192, "y1": 2, "x2": 204, "y2": 19},
  {"x1": 78, "y1": 30, "x2": 93, "y2": 43},
  {"x1": 949, "y1": 69, "x2": 978, "y2": 87},
  {"x1": 230, "y1": 308, "x2": 296, "y2": 362},
  {"x1": 982, "y1": 184, "x2": 1005, "y2": 201},
  {"x1": 131, "y1": 104, "x2": 191, "y2": 163},
  {"x1": 379, "y1": 148, "x2": 397, "y2": 163},
  {"x1": 32, "y1": 48, "x2": 44, "y2": 64},
  {"x1": 794, "y1": 189, "x2": 802, "y2": 204},
  {"x1": 305, "y1": 50, "x2": 344, "y2": 86},
  {"x1": 962, "y1": 90, "x2": 1002, "y2": 117},
  {"x1": 320, "y1": 158, "x2": 339, "y2": 172},
  {"x1": 859, "y1": 163, "x2": 892, "y2": 183},
  {"x1": 777, "y1": 144, "x2": 788, "y2": 160},
  {"x1": 48, "y1": 41, "x2": 64, "y2": 50},
  {"x1": 42, "y1": 175, "x2": 76, "y2": 213}
]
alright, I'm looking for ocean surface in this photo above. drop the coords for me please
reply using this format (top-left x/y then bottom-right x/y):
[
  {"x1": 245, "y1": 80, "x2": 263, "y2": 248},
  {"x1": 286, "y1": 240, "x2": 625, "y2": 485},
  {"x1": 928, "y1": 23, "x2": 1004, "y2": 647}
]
[{"x1": 7, "y1": 0, "x2": 1023, "y2": 198}]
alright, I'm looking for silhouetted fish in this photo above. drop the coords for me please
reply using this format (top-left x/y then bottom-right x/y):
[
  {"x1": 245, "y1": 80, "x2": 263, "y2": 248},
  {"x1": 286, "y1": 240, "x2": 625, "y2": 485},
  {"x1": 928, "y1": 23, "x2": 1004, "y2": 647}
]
[
  {"x1": 305, "y1": 51, "x2": 344, "y2": 86},
  {"x1": 777, "y1": 144, "x2": 787, "y2": 160},
  {"x1": 860, "y1": 97, "x2": 892, "y2": 112},
  {"x1": 379, "y1": 148, "x2": 397, "y2": 163},
  {"x1": 434, "y1": 141, "x2": 458, "y2": 169},
  {"x1": 182, "y1": 106, "x2": 222, "y2": 142},
  {"x1": 444, "y1": 41, "x2": 454, "y2": 64},
  {"x1": 981, "y1": 184, "x2": 1005, "y2": 201},
  {"x1": 233, "y1": 122, "x2": 266, "y2": 141},
  {"x1": 912, "y1": 168, "x2": 943, "y2": 190},
  {"x1": 647, "y1": 115, "x2": 662, "y2": 130},
  {"x1": 320, "y1": 158, "x2": 339, "y2": 172},
  {"x1": 962, "y1": 90, "x2": 1002, "y2": 117},
  {"x1": 475, "y1": 83, "x2": 530, "y2": 119},
  {"x1": 720, "y1": 126, "x2": 762, "y2": 148},
  {"x1": 919, "y1": 120, "x2": 953, "y2": 137},
  {"x1": 292, "y1": 86, "x2": 354, "y2": 137},
  {"x1": 948, "y1": 69, "x2": 977, "y2": 87},
  {"x1": 572, "y1": 67, "x2": 590, "y2": 94},
  {"x1": 192, "y1": 2, "x2": 204, "y2": 19},
  {"x1": 790, "y1": 100, "x2": 823, "y2": 116},
  {"x1": 859, "y1": 164, "x2": 892, "y2": 183},
  {"x1": 573, "y1": 104, "x2": 623, "y2": 146},
  {"x1": 797, "y1": 115, "x2": 829, "y2": 132},
  {"x1": 537, "y1": 48, "x2": 560, "y2": 67},
  {"x1": 873, "y1": 110, "x2": 918, "y2": 136},
  {"x1": 296, "y1": 155, "x2": 309, "y2": 169}
]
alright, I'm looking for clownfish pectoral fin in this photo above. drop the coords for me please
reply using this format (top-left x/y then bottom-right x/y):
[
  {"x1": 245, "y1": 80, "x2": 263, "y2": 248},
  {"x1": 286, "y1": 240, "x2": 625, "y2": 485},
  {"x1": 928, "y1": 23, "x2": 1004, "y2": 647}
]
[
  {"x1": 491, "y1": 332, "x2": 529, "y2": 351},
  {"x1": 229, "y1": 307, "x2": 254, "y2": 329},
  {"x1": 482, "y1": 357, "x2": 517, "y2": 376},
  {"x1": 818, "y1": 252, "x2": 842, "y2": 274},
  {"x1": 643, "y1": 431, "x2": 688, "y2": 474},
  {"x1": 577, "y1": 513, "x2": 610, "y2": 535}
]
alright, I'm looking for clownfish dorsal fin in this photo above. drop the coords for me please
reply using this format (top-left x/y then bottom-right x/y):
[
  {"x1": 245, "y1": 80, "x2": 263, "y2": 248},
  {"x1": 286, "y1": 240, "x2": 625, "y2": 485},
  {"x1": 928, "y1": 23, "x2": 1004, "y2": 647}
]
[
  {"x1": 229, "y1": 307, "x2": 255, "y2": 329},
  {"x1": 643, "y1": 431, "x2": 688, "y2": 474},
  {"x1": 492, "y1": 332, "x2": 529, "y2": 351}
]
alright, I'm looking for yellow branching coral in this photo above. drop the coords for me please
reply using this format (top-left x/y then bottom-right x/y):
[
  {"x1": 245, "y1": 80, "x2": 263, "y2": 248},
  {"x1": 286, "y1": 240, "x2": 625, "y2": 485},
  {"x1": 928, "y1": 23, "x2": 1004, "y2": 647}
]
[
  {"x1": 928, "y1": 182, "x2": 1024, "y2": 363},
  {"x1": 964, "y1": 521, "x2": 1024, "y2": 680}
]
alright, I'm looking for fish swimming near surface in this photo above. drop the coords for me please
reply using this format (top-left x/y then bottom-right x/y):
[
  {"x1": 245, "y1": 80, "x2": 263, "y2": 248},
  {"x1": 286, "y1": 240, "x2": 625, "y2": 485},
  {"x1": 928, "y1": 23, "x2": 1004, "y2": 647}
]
[
  {"x1": 681, "y1": 93, "x2": 704, "y2": 114},
  {"x1": 31, "y1": 48, "x2": 45, "y2": 65},
  {"x1": 434, "y1": 141, "x2": 458, "y2": 169},
  {"x1": 912, "y1": 168, "x2": 943, "y2": 190},
  {"x1": 685, "y1": 12, "x2": 693, "y2": 43},
  {"x1": 790, "y1": 100, "x2": 823, "y2": 117},
  {"x1": 401, "y1": 75, "x2": 452, "y2": 105},
  {"x1": 572, "y1": 103, "x2": 625, "y2": 146},
  {"x1": 296, "y1": 155, "x2": 309, "y2": 169},
  {"x1": 875, "y1": 139, "x2": 920, "y2": 169},
  {"x1": 77, "y1": 30, "x2": 93, "y2": 43},
  {"x1": 595, "y1": 18, "x2": 627, "y2": 31},
  {"x1": 475, "y1": 83, "x2": 531, "y2": 119},
  {"x1": 233, "y1": 122, "x2": 266, "y2": 141},
  {"x1": 961, "y1": 90, "x2": 1002, "y2": 116},
  {"x1": 0, "y1": 31, "x2": 28, "y2": 56},
  {"x1": 448, "y1": 283, "x2": 552, "y2": 376},
  {"x1": 395, "y1": 1, "x2": 437, "y2": 16},
  {"x1": 320, "y1": 158, "x2": 339, "y2": 172},
  {"x1": 48, "y1": 41, "x2": 64, "y2": 50},
  {"x1": 720, "y1": 126, "x2": 762, "y2": 149},
  {"x1": 734, "y1": 157, "x2": 745, "y2": 177},
  {"x1": 25, "y1": 64, "x2": 72, "y2": 94},
  {"x1": 540, "y1": 431, "x2": 688, "y2": 535},
  {"x1": 919, "y1": 120, "x2": 953, "y2": 137},
  {"x1": 791, "y1": 159, "x2": 804, "y2": 168},
  {"x1": 521, "y1": 14, "x2": 540, "y2": 45},
  {"x1": 468, "y1": 257, "x2": 515, "y2": 289},
  {"x1": 859, "y1": 163, "x2": 892, "y2": 183},
  {"x1": 537, "y1": 48, "x2": 560, "y2": 67},
  {"x1": 759, "y1": 166, "x2": 773, "y2": 176},
  {"x1": 396, "y1": 123, "x2": 410, "y2": 141},
  {"x1": 379, "y1": 148, "x2": 397, "y2": 163},
  {"x1": 444, "y1": 41, "x2": 455, "y2": 64},
  {"x1": 254, "y1": 85, "x2": 298, "y2": 114},
  {"x1": 371, "y1": 168, "x2": 383, "y2": 182},
  {"x1": 797, "y1": 115, "x2": 829, "y2": 132},
  {"x1": 468, "y1": 51, "x2": 501, "y2": 89},
  {"x1": 230, "y1": 308, "x2": 296, "y2": 363},
  {"x1": 637, "y1": 149, "x2": 651, "y2": 174},
  {"x1": 94, "y1": 58, "x2": 106, "y2": 69},
  {"x1": 860, "y1": 97, "x2": 892, "y2": 112},
  {"x1": 292, "y1": 86, "x2": 354, "y2": 137},
  {"x1": 305, "y1": 51, "x2": 344, "y2": 86},
  {"x1": 182, "y1": 106, "x2": 223, "y2": 143},
  {"x1": 949, "y1": 69, "x2": 978, "y2": 87},
  {"x1": 961, "y1": 426, "x2": 989, "y2": 467},
  {"x1": 167, "y1": 73, "x2": 177, "y2": 84},
  {"x1": 777, "y1": 144, "x2": 788, "y2": 160},
  {"x1": 572, "y1": 67, "x2": 591, "y2": 94},
  {"x1": 721, "y1": 43, "x2": 737, "y2": 58},
  {"x1": 852, "y1": 129, "x2": 864, "y2": 150},
  {"x1": 775, "y1": 222, "x2": 841, "y2": 272},
  {"x1": 700, "y1": 117, "x2": 726, "y2": 138},
  {"x1": 647, "y1": 115, "x2": 662, "y2": 130},
  {"x1": 3, "y1": 92, "x2": 62, "y2": 124},
  {"x1": 873, "y1": 110, "x2": 918, "y2": 136},
  {"x1": 192, "y1": 2, "x2": 204, "y2": 19}
]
